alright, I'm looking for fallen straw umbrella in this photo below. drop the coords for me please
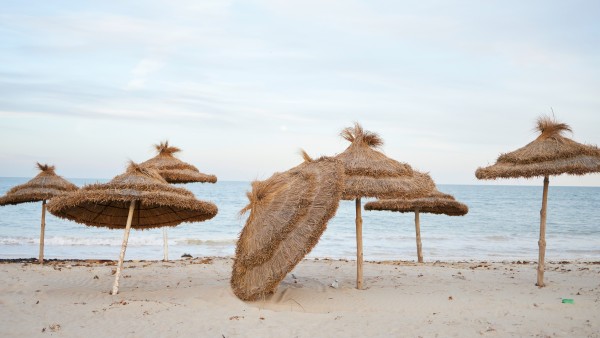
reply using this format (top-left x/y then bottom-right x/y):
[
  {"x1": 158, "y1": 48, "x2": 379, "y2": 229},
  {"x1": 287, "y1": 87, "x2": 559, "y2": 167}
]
[
  {"x1": 334, "y1": 123, "x2": 435, "y2": 289},
  {"x1": 364, "y1": 188, "x2": 468, "y2": 263},
  {"x1": 231, "y1": 152, "x2": 344, "y2": 301},
  {"x1": 140, "y1": 141, "x2": 217, "y2": 261},
  {"x1": 475, "y1": 115, "x2": 600, "y2": 287},
  {"x1": 0, "y1": 163, "x2": 78, "y2": 264},
  {"x1": 48, "y1": 162, "x2": 217, "y2": 294}
]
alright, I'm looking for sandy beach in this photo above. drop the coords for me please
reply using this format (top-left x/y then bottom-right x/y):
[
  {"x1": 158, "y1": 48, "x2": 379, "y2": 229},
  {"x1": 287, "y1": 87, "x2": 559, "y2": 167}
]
[{"x1": 1, "y1": 257, "x2": 599, "y2": 337}]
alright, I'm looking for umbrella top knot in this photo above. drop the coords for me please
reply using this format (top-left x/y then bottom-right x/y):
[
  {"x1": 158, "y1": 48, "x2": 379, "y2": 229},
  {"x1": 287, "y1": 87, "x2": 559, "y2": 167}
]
[
  {"x1": 535, "y1": 115, "x2": 572, "y2": 141},
  {"x1": 340, "y1": 122, "x2": 383, "y2": 148},
  {"x1": 36, "y1": 163, "x2": 56, "y2": 174},
  {"x1": 154, "y1": 140, "x2": 181, "y2": 156}
]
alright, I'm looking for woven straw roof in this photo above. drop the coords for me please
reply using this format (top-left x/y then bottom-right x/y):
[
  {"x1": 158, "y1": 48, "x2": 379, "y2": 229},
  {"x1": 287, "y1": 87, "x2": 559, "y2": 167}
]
[
  {"x1": 0, "y1": 163, "x2": 78, "y2": 206},
  {"x1": 476, "y1": 116, "x2": 600, "y2": 179},
  {"x1": 47, "y1": 162, "x2": 217, "y2": 229},
  {"x1": 335, "y1": 123, "x2": 435, "y2": 200},
  {"x1": 364, "y1": 188, "x2": 468, "y2": 216},
  {"x1": 231, "y1": 154, "x2": 344, "y2": 301},
  {"x1": 140, "y1": 141, "x2": 217, "y2": 184}
]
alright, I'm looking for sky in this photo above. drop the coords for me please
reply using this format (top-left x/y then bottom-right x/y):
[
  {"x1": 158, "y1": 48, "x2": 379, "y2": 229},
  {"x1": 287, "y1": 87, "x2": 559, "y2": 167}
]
[{"x1": 1, "y1": 0, "x2": 599, "y2": 186}]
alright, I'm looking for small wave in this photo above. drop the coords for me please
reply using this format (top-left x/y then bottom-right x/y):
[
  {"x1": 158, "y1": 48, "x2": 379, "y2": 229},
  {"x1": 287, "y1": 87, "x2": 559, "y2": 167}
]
[
  {"x1": 177, "y1": 239, "x2": 237, "y2": 246},
  {"x1": 0, "y1": 236, "x2": 164, "y2": 246},
  {"x1": 484, "y1": 235, "x2": 512, "y2": 241},
  {"x1": 0, "y1": 237, "x2": 37, "y2": 245}
]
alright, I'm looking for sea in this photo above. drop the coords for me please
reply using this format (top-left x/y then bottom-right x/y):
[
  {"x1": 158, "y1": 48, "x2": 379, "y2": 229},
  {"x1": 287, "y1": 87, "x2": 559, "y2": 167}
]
[{"x1": 0, "y1": 178, "x2": 599, "y2": 262}]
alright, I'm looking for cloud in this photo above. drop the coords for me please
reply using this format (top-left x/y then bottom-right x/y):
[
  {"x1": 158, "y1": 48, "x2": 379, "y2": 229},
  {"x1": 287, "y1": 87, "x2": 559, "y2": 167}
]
[
  {"x1": 126, "y1": 58, "x2": 164, "y2": 90},
  {"x1": 125, "y1": 78, "x2": 146, "y2": 91},
  {"x1": 131, "y1": 59, "x2": 164, "y2": 77}
]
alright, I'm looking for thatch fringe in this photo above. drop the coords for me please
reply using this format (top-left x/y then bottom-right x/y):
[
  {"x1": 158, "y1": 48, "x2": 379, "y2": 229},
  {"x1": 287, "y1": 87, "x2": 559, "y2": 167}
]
[
  {"x1": 47, "y1": 162, "x2": 217, "y2": 229},
  {"x1": 140, "y1": 141, "x2": 217, "y2": 184},
  {"x1": 365, "y1": 189, "x2": 469, "y2": 216},
  {"x1": 238, "y1": 172, "x2": 290, "y2": 218},
  {"x1": 155, "y1": 140, "x2": 181, "y2": 155},
  {"x1": 231, "y1": 156, "x2": 344, "y2": 301},
  {"x1": 535, "y1": 115, "x2": 572, "y2": 140},
  {"x1": 340, "y1": 122, "x2": 384, "y2": 148},
  {"x1": 476, "y1": 155, "x2": 600, "y2": 179},
  {"x1": 476, "y1": 115, "x2": 600, "y2": 179},
  {"x1": 0, "y1": 163, "x2": 78, "y2": 206},
  {"x1": 235, "y1": 171, "x2": 316, "y2": 268},
  {"x1": 36, "y1": 163, "x2": 56, "y2": 174},
  {"x1": 336, "y1": 123, "x2": 413, "y2": 179},
  {"x1": 341, "y1": 171, "x2": 436, "y2": 200},
  {"x1": 127, "y1": 160, "x2": 167, "y2": 182}
]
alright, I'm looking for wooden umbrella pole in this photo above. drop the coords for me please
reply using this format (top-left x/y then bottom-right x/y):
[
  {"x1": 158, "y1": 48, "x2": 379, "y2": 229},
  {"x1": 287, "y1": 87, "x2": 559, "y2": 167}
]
[
  {"x1": 163, "y1": 228, "x2": 169, "y2": 261},
  {"x1": 39, "y1": 200, "x2": 47, "y2": 264},
  {"x1": 111, "y1": 201, "x2": 136, "y2": 295},
  {"x1": 356, "y1": 197, "x2": 363, "y2": 290},
  {"x1": 537, "y1": 176, "x2": 549, "y2": 287},
  {"x1": 415, "y1": 209, "x2": 423, "y2": 263}
]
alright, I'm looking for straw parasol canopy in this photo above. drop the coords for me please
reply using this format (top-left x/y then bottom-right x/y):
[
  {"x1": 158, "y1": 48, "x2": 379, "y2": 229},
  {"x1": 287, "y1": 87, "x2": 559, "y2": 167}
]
[
  {"x1": 0, "y1": 163, "x2": 78, "y2": 206},
  {"x1": 140, "y1": 141, "x2": 217, "y2": 184},
  {"x1": 231, "y1": 152, "x2": 344, "y2": 301},
  {"x1": 476, "y1": 117, "x2": 600, "y2": 180},
  {"x1": 48, "y1": 162, "x2": 217, "y2": 229},
  {"x1": 48, "y1": 162, "x2": 218, "y2": 294},
  {"x1": 365, "y1": 188, "x2": 468, "y2": 263},
  {"x1": 475, "y1": 115, "x2": 600, "y2": 287},
  {"x1": 334, "y1": 123, "x2": 435, "y2": 289},
  {"x1": 0, "y1": 163, "x2": 78, "y2": 264},
  {"x1": 140, "y1": 141, "x2": 217, "y2": 261},
  {"x1": 336, "y1": 123, "x2": 435, "y2": 200},
  {"x1": 365, "y1": 189, "x2": 468, "y2": 216}
]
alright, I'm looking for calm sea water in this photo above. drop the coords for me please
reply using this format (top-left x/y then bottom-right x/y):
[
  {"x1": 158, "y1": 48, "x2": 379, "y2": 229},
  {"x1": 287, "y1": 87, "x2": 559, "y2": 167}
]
[{"x1": 0, "y1": 178, "x2": 598, "y2": 261}]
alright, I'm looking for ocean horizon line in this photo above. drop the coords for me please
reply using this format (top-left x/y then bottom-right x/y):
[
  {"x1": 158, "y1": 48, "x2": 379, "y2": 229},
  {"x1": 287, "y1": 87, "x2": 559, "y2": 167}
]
[{"x1": 2, "y1": 176, "x2": 600, "y2": 188}]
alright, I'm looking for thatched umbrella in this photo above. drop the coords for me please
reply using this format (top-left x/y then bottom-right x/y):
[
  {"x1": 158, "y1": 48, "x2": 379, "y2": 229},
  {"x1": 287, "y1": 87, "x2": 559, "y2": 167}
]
[
  {"x1": 140, "y1": 141, "x2": 217, "y2": 184},
  {"x1": 334, "y1": 123, "x2": 435, "y2": 289},
  {"x1": 47, "y1": 162, "x2": 218, "y2": 294},
  {"x1": 0, "y1": 163, "x2": 78, "y2": 264},
  {"x1": 231, "y1": 152, "x2": 344, "y2": 301},
  {"x1": 140, "y1": 141, "x2": 217, "y2": 261},
  {"x1": 476, "y1": 115, "x2": 600, "y2": 287},
  {"x1": 364, "y1": 188, "x2": 468, "y2": 263}
]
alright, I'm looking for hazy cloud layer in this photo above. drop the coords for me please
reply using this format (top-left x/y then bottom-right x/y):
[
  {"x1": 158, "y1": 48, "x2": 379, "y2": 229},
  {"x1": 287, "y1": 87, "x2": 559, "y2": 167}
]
[{"x1": 1, "y1": 0, "x2": 599, "y2": 185}]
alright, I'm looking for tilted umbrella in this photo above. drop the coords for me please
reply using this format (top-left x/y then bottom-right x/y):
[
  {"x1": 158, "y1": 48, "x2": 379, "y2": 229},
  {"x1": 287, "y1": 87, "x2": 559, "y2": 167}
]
[
  {"x1": 48, "y1": 162, "x2": 218, "y2": 294},
  {"x1": 140, "y1": 141, "x2": 217, "y2": 261},
  {"x1": 0, "y1": 163, "x2": 78, "y2": 264},
  {"x1": 334, "y1": 123, "x2": 435, "y2": 288},
  {"x1": 365, "y1": 187, "x2": 468, "y2": 263},
  {"x1": 476, "y1": 115, "x2": 600, "y2": 287},
  {"x1": 231, "y1": 152, "x2": 344, "y2": 301}
]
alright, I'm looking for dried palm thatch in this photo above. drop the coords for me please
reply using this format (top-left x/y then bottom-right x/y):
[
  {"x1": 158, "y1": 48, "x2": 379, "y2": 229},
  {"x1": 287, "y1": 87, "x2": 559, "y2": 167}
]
[
  {"x1": 140, "y1": 141, "x2": 217, "y2": 261},
  {"x1": 47, "y1": 162, "x2": 217, "y2": 229},
  {"x1": 0, "y1": 163, "x2": 78, "y2": 206},
  {"x1": 365, "y1": 188, "x2": 468, "y2": 263},
  {"x1": 475, "y1": 115, "x2": 600, "y2": 287},
  {"x1": 0, "y1": 163, "x2": 78, "y2": 264},
  {"x1": 48, "y1": 162, "x2": 218, "y2": 295},
  {"x1": 364, "y1": 189, "x2": 468, "y2": 216},
  {"x1": 476, "y1": 116, "x2": 600, "y2": 179},
  {"x1": 334, "y1": 123, "x2": 435, "y2": 289},
  {"x1": 140, "y1": 141, "x2": 217, "y2": 184},
  {"x1": 336, "y1": 123, "x2": 434, "y2": 199},
  {"x1": 231, "y1": 154, "x2": 344, "y2": 301}
]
